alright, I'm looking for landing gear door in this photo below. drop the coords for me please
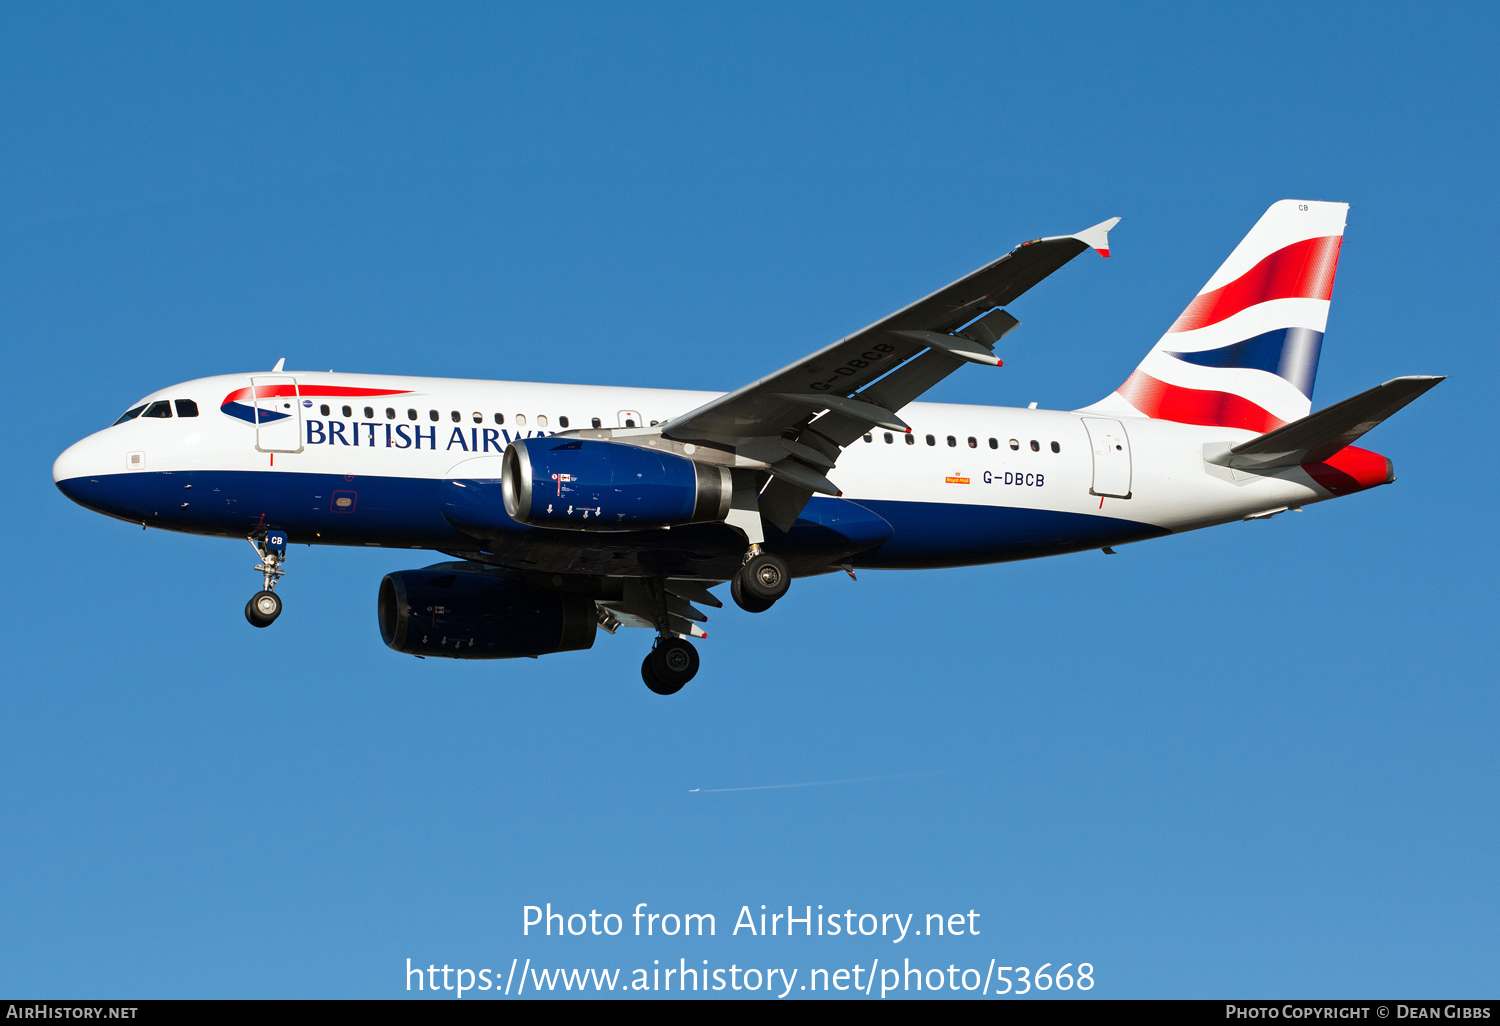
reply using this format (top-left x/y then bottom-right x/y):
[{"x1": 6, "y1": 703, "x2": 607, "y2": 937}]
[
  {"x1": 251, "y1": 375, "x2": 303, "y2": 453},
  {"x1": 1083, "y1": 417, "x2": 1132, "y2": 498}
]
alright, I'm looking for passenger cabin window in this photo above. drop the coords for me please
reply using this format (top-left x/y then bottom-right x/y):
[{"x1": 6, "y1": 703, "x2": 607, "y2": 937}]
[
  {"x1": 559, "y1": 416, "x2": 570, "y2": 428},
  {"x1": 946, "y1": 435, "x2": 956, "y2": 447},
  {"x1": 925, "y1": 434, "x2": 936, "y2": 446},
  {"x1": 967, "y1": 436, "x2": 977, "y2": 448},
  {"x1": 1009, "y1": 439, "x2": 1020, "y2": 450},
  {"x1": 884, "y1": 432, "x2": 893, "y2": 443},
  {"x1": 342, "y1": 405, "x2": 352, "y2": 417},
  {"x1": 1030, "y1": 439, "x2": 1040, "y2": 451},
  {"x1": 450, "y1": 410, "x2": 460, "y2": 422},
  {"x1": 472, "y1": 412, "x2": 482, "y2": 423},
  {"x1": 864, "y1": 433, "x2": 872, "y2": 443},
  {"x1": 623, "y1": 418, "x2": 634, "y2": 428},
  {"x1": 113, "y1": 405, "x2": 146, "y2": 425},
  {"x1": 538, "y1": 415, "x2": 549, "y2": 428},
  {"x1": 516, "y1": 414, "x2": 528, "y2": 426},
  {"x1": 364, "y1": 406, "x2": 374, "y2": 419},
  {"x1": 175, "y1": 399, "x2": 199, "y2": 418},
  {"x1": 429, "y1": 410, "x2": 439, "y2": 421},
  {"x1": 591, "y1": 417, "x2": 601, "y2": 428},
  {"x1": 989, "y1": 437, "x2": 998, "y2": 449},
  {"x1": 320, "y1": 404, "x2": 330, "y2": 416},
  {"x1": 905, "y1": 433, "x2": 915, "y2": 445},
  {"x1": 1051, "y1": 441, "x2": 1060, "y2": 453},
  {"x1": 386, "y1": 408, "x2": 395, "y2": 419},
  {"x1": 143, "y1": 401, "x2": 172, "y2": 418},
  {"x1": 494, "y1": 413, "x2": 505, "y2": 424},
  {"x1": 407, "y1": 409, "x2": 417, "y2": 420}
]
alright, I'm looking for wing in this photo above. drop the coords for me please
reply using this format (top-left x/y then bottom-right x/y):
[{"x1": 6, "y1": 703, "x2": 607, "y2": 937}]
[{"x1": 660, "y1": 217, "x2": 1120, "y2": 529}]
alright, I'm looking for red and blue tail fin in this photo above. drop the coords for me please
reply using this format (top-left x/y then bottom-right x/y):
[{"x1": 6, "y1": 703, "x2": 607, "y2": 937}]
[{"x1": 1086, "y1": 199, "x2": 1348, "y2": 432}]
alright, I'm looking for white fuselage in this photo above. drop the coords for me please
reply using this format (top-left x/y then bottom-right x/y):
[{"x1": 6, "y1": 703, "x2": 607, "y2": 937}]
[{"x1": 54, "y1": 371, "x2": 1345, "y2": 569}]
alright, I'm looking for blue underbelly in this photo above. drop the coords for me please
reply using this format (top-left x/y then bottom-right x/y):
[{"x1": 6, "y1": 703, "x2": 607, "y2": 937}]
[
  {"x1": 56, "y1": 470, "x2": 1167, "y2": 569},
  {"x1": 849, "y1": 498, "x2": 1166, "y2": 568},
  {"x1": 55, "y1": 469, "x2": 466, "y2": 547}
]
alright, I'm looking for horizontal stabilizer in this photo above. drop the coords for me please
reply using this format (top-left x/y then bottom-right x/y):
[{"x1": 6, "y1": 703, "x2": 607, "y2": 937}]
[{"x1": 1205, "y1": 375, "x2": 1445, "y2": 471}]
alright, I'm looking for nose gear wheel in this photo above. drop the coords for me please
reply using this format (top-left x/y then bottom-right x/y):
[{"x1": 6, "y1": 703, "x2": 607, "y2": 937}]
[{"x1": 245, "y1": 589, "x2": 282, "y2": 627}]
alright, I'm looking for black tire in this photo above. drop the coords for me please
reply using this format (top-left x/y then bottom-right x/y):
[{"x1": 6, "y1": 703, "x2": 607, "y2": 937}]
[
  {"x1": 245, "y1": 589, "x2": 282, "y2": 628},
  {"x1": 641, "y1": 652, "x2": 672, "y2": 694},
  {"x1": 739, "y1": 552, "x2": 790, "y2": 604},
  {"x1": 647, "y1": 638, "x2": 698, "y2": 693},
  {"x1": 642, "y1": 649, "x2": 687, "y2": 695},
  {"x1": 730, "y1": 574, "x2": 774, "y2": 613}
]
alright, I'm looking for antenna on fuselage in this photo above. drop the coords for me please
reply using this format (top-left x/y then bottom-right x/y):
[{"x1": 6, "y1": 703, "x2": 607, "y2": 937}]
[{"x1": 272, "y1": 358, "x2": 285, "y2": 372}]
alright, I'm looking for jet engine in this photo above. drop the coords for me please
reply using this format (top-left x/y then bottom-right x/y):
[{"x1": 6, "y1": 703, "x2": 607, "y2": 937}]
[
  {"x1": 378, "y1": 566, "x2": 596, "y2": 659},
  {"x1": 501, "y1": 437, "x2": 731, "y2": 531}
]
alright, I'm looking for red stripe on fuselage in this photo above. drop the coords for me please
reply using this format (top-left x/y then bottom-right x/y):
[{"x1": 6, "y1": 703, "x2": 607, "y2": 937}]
[
  {"x1": 1116, "y1": 369, "x2": 1285, "y2": 432},
  {"x1": 1168, "y1": 235, "x2": 1342, "y2": 334},
  {"x1": 222, "y1": 385, "x2": 414, "y2": 404}
]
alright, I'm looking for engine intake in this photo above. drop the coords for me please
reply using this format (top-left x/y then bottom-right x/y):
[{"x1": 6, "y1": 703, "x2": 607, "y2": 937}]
[
  {"x1": 501, "y1": 437, "x2": 731, "y2": 531},
  {"x1": 378, "y1": 567, "x2": 596, "y2": 659}
]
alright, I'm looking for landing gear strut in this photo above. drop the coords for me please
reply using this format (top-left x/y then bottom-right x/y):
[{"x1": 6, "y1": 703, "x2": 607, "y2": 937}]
[
  {"x1": 731, "y1": 545, "x2": 790, "y2": 613},
  {"x1": 245, "y1": 530, "x2": 288, "y2": 628}
]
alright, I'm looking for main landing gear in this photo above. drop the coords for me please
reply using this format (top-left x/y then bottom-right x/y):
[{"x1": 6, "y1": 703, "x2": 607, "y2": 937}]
[
  {"x1": 641, "y1": 636, "x2": 700, "y2": 696},
  {"x1": 637, "y1": 577, "x2": 703, "y2": 695},
  {"x1": 245, "y1": 530, "x2": 288, "y2": 628},
  {"x1": 730, "y1": 546, "x2": 790, "y2": 613}
]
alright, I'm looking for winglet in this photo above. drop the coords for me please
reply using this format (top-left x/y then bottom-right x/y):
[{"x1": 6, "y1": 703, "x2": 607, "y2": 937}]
[{"x1": 1070, "y1": 216, "x2": 1121, "y2": 257}]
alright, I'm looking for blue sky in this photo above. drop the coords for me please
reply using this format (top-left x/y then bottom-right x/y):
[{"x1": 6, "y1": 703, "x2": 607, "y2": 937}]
[{"x1": 2, "y1": 2, "x2": 1496, "y2": 999}]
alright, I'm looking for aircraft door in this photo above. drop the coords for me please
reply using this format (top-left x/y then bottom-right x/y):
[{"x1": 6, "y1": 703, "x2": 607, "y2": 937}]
[
  {"x1": 617, "y1": 409, "x2": 642, "y2": 428},
  {"x1": 251, "y1": 375, "x2": 303, "y2": 453},
  {"x1": 1083, "y1": 417, "x2": 1131, "y2": 498}
]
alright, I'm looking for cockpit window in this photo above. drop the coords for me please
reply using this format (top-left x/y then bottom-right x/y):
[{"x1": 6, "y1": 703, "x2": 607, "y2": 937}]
[
  {"x1": 113, "y1": 404, "x2": 146, "y2": 426},
  {"x1": 142, "y1": 401, "x2": 173, "y2": 419},
  {"x1": 175, "y1": 399, "x2": 199, "y2": 418}
]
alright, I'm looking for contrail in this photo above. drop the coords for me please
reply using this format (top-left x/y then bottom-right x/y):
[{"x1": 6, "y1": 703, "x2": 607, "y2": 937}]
[{"x1": 689, "y1": 773, "x2": 919, "y2": 794}]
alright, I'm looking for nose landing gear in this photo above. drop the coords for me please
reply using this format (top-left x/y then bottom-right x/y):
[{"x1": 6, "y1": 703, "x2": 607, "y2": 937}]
[{"x1": 245, "y1": 530, "x2": 288, "y2": 628}]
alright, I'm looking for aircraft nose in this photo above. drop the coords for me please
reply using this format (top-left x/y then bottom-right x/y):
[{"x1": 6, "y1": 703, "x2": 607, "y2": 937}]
[{"x1": 53, "y1": 431, "x2": 126, "y2": 507}]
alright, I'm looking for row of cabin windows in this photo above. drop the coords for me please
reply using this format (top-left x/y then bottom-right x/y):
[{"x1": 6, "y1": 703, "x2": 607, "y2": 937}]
[
  {"x1": 113, "y1": 399, "x2": 198, "y2": 424},
  {"x1": 315, "y1": 405, "x2": 590, "y2": 430},
  {"x1": 115, "y1": 396, "x2": 626, "y2": 433},
  {"x1": 862, "y1": 432, "x2": 1061, "y2": 453}
]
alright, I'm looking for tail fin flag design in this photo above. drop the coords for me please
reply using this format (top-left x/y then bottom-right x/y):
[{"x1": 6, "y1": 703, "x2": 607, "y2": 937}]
[{"x1": 1087, "y1": 200, "x2": 1349, "y2": 432}]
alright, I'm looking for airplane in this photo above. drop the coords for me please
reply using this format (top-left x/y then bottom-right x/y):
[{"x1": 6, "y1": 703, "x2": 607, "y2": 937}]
[{"x1": 53, "y1": 199, "x2": 1442, "y2": 695}]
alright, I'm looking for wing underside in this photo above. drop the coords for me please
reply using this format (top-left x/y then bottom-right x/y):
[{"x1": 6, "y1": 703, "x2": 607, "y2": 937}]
[{"x1": 659, "y1": 218, "x2": 1120, "y2": 529}]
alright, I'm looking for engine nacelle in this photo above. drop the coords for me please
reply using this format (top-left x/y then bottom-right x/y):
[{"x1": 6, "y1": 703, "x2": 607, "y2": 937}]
[
  {"x1": 378, "y1": 567, "x2": 596, "y2": 659},
  {"x1": 501, "y1": 437, "x2": 731, "y2": 531}
]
